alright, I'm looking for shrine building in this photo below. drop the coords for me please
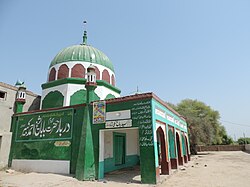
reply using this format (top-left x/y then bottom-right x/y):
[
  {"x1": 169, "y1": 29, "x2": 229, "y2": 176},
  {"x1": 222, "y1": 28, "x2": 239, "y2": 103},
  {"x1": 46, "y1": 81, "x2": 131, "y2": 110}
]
[{"x1": 8, "y1": 28, "x2": 190, "y2": 184}]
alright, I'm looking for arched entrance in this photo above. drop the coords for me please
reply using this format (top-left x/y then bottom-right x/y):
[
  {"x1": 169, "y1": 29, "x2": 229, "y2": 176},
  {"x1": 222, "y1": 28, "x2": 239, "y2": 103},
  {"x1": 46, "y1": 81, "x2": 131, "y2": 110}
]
[
  {"x1": 185, "y1": 135, "x2": 191, "y2": 161},
  {"x1": 156, "y1": 127, "x2": 169, "y2": 174},
  {"x1": 176, "y1": 132, "x2": 183, "y2": 166},
  {"x1": 181, "y1": 134, "x2": 188, "y2": 163},
  {"x1": 168, "y1": 128, "x2": 177, "y2": 169}
]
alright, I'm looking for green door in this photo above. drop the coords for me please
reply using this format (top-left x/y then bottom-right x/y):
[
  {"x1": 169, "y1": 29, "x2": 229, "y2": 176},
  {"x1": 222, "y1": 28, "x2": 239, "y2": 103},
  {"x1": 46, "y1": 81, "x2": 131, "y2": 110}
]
[{"x1": 114, "y1": 133, "x2": 126, "y2": 165}]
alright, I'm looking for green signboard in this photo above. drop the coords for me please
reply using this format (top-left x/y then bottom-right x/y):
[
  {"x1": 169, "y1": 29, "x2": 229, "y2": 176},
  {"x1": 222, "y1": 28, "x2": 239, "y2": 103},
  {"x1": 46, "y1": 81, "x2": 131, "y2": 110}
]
[
  {"x1": 15, "y1": 109, "x2": 73, "y2": 142},
  {"x1": 131, "y1": 100, "x2": 153, "y2": 147}
]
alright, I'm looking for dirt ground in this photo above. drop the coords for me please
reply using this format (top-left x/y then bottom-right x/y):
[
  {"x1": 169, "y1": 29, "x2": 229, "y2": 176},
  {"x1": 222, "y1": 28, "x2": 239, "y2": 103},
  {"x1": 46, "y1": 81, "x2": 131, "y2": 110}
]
[{"x1": 1, "y1": 151, "x2": 250, "y2": 187}]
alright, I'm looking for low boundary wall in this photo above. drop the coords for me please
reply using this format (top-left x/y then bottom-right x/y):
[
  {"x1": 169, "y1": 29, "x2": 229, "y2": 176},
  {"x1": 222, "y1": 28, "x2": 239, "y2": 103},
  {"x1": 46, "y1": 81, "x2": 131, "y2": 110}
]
[
  {"x1": 245, "y1": 144, "x2": 250, "y2": 152},
  {"x1": 197, "y1": 145, "x2": 245, "y2": 152}
]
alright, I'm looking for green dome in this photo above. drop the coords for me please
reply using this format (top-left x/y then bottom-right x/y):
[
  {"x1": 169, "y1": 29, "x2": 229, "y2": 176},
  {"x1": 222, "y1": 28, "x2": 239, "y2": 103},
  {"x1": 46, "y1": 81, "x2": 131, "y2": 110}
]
[{"x1": 50, "y1": 44, "x2": 114, "y2": 72}]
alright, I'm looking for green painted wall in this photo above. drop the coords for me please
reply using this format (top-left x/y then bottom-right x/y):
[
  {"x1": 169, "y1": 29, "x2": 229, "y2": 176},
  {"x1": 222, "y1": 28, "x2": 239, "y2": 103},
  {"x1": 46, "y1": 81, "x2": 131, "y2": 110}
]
[
  {"x1": 181, "y1": 134, "x2": 186, "y2": 156},
  {"x1": 9, "y1": 109, "x2": 74, "y2": 163},
  {"x1": 151, "y1": 101, "x2": 159, "y2": 171},
  {"x1": 15, "y1": 109, "x2": 73, "y2": 142},
  {"x1": 12, "y1": 141, "x2": 71, "y2": 160},
  {"x1": 70, "y1": 89, "x2": 100, "y2": 106},
  {"x1": 10, "y1": 96, "x2": 167, "y2": 184},
  {"x1": 105, "y1": 94, "x2": 116, "y2": 99},
  {"x1": 152, "y1": 99, "x2": 188, "y2": 133},
  {"x1": 168, "y1": 130, "x2": 176, "y2": 158},
  {"x1": 70, "y1": 89, "x2": 87, "y2": 105},
  {"x1": 113, "y1": 132, "x2": 126, "y2": 165},
  {"x1": 152, "y1": 98, "x2": 189, "y2": 166},
  {"x1": 70, "y1": 106, "x2": 85, "y2": 174},
  {"x1": 42, "y1": 91, "x2": 64, "y2": 109},
  {"x1": 92, "y1": 99, "x2": 157, "y2": 184}
]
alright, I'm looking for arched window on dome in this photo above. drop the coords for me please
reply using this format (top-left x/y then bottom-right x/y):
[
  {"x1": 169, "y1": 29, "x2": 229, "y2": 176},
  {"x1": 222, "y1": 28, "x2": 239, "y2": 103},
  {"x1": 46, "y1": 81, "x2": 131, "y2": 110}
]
[
  {"x1": 111, "y1": 74, "x2": 115, "y2": 86},
  {"x1": 48, "y1": 67, "x2": 56, "y2": 82},
  {"x1": 57, "y1": 64, "x2": 69, "y2": 80},
  {"x1": 102, "y1": 69, "x2": 110, "y2": 84},
  {"x1": 94, "y1": 66, "x2": 100, "y2": 80},
  {"x1": 71, "y1": 64, "x2": 85, "y2": 78}
]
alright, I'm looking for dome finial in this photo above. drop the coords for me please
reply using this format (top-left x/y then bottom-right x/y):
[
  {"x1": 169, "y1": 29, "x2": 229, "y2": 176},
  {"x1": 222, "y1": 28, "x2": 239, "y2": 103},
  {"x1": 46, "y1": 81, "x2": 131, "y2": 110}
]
[{"x1": 83, "y1": 20, "x2": 87, "y2": 45}]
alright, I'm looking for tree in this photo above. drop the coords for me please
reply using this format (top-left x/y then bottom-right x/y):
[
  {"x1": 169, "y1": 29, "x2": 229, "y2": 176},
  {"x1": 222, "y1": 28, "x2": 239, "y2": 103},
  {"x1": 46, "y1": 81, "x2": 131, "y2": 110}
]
[
  {"x1": 238, "y1": 137, "x2": 250, "y2": 145},
  {"x1": 168, "y1": 99, "x2": 230, "y2": 154},
  {"x1": 221, "y1": 134, "x2": 234, "y2": 145}
]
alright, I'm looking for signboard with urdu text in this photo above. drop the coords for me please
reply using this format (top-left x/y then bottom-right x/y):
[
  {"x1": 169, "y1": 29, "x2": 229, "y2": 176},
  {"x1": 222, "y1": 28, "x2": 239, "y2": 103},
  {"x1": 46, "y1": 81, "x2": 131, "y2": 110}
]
[{"x1": 15, "y1": 109, "x2": 73, "y2": 142}]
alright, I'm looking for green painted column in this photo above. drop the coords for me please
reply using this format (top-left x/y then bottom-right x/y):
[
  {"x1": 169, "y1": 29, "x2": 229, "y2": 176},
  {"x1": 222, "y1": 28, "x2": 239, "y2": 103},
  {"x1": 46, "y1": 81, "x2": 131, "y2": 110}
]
[
  {"x1": 86, "y1": 84, "x2": 97, "y2": 104},
  {"x1": 8, "y1": 116, "x2": 17, "y2": 167},
  {"x1": 75, "y1": 81, "x2": 97, "y2": 180},
  {"x1": 15, "y1": 101, "x2": 25, "y2": 113}
]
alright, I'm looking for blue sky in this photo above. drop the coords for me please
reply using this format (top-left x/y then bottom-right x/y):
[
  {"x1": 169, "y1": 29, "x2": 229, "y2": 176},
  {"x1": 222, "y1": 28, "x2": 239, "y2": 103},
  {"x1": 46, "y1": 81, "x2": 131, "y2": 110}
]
[{"x1": 1, "y1": 0, "x2": 250, "y2": 139}]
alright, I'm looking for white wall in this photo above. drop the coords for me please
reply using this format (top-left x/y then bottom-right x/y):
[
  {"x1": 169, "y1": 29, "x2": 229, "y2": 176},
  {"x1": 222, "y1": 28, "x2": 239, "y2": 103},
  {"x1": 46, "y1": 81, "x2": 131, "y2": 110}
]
[
  {"x1": 102, "y1": 128, "x2": 139, "y2": 160},
  {"x1": 0, "y1": 84, "x2": 40, "y2": 169},
  {"x1": 41, "y1": 83, "x2": 120, "y2": 108},
  {"x1": 12, "y1": 159, "x2": 70, "y2": 174}
]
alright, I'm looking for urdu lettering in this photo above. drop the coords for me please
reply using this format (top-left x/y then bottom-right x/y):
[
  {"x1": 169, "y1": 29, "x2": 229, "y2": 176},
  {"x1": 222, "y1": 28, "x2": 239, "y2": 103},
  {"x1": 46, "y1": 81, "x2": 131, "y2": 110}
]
[{"x1": 20, "y1": 116, "x2": 71, "y2": 138}]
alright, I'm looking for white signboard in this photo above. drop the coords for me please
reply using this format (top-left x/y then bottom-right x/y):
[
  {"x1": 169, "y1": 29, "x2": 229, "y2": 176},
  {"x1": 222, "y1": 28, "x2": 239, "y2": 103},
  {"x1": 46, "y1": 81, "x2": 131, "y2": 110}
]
[
  {"x1": 106, "y1": 110, "x2": 131, "y2": 121},
  {"x1": 105, "y1": 119, "x2": 132, "y2": 129}
]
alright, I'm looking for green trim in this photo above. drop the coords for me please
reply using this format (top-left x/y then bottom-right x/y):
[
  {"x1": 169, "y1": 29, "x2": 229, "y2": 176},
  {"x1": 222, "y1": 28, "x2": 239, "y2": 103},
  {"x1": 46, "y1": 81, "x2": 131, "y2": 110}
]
[
  {"x1": 97, "y1": 80, "x2": 121, "y2": 94},
  {"x1": 98, "y1": 161, "x2": 104, "y2": 179},
  {"x1": 41, "y1": 78, "x2": 121, "y2": 94},
  {"x1": 152, "y1": 98, "x2": 187, "y2": 132},
  {"x1": 42, "y1": 78, "x2": 86, "y2": 89}
]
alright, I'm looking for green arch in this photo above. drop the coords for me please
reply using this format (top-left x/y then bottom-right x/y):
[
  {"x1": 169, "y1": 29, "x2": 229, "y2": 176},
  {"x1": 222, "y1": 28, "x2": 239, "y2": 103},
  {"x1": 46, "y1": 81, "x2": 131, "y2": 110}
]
[
  {"x1": 105, "y1": 93, "x2": 116, "y2": 100},
  {"x1": 42, "y1": 91, "x2": 64, "y2": 109},
  {"x1": 70, "y1": 89, "x2": 87, "y2": 105},
  {"x1": 181, "y1": 134, "x2": 187, "y2": 156},
  {"x1": 168, "y1": 130, "x2": 176, "y2": 158},
  {"x1": 70, "y1": 89, "x2": 100, "y2": 106}
]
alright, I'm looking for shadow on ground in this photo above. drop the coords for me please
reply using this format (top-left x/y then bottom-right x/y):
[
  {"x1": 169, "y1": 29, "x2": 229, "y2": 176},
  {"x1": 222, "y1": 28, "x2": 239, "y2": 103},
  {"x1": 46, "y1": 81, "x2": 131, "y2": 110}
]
[{"x1": 103, "y1": 165, "x2": 141, "y2": 184}]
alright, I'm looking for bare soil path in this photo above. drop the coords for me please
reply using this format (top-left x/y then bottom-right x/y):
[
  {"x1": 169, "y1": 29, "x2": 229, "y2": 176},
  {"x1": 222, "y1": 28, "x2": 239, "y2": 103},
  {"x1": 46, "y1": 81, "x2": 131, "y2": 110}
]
[{"x1": 1, "y1": 151, "x2": 250, "y2": 187}]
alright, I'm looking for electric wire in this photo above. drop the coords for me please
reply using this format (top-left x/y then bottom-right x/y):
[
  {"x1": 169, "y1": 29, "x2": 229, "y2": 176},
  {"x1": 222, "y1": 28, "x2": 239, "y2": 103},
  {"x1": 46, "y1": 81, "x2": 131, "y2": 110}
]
[{"x1": 220, "y1": 119, "x2": 250, "y2": 128}]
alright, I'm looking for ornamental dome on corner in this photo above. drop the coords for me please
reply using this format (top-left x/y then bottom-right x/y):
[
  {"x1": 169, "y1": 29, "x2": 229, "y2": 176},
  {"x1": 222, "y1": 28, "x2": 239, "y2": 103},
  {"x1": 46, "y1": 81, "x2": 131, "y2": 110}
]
[{"x1": 47, "y1": 31, "x2": 116, "y2": 86}]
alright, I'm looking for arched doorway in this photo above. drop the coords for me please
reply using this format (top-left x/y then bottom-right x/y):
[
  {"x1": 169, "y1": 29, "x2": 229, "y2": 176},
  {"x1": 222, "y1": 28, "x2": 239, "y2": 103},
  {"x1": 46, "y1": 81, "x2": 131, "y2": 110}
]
[
  {"x1": 168, "y1": 128, "x2": 177, "y2": 169},
  {"x1": 185, "y1": 135, "x2": 191, "y2": 161},
  {"x1": 176, "y1": 132, "x2": 183, "y2": 166},
  {"x1": 156, "y1": 127, "x2": 169, "y2": 174},
  {"x1": 181, "y1": 134, "x2": 188, "y2": 163}
]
